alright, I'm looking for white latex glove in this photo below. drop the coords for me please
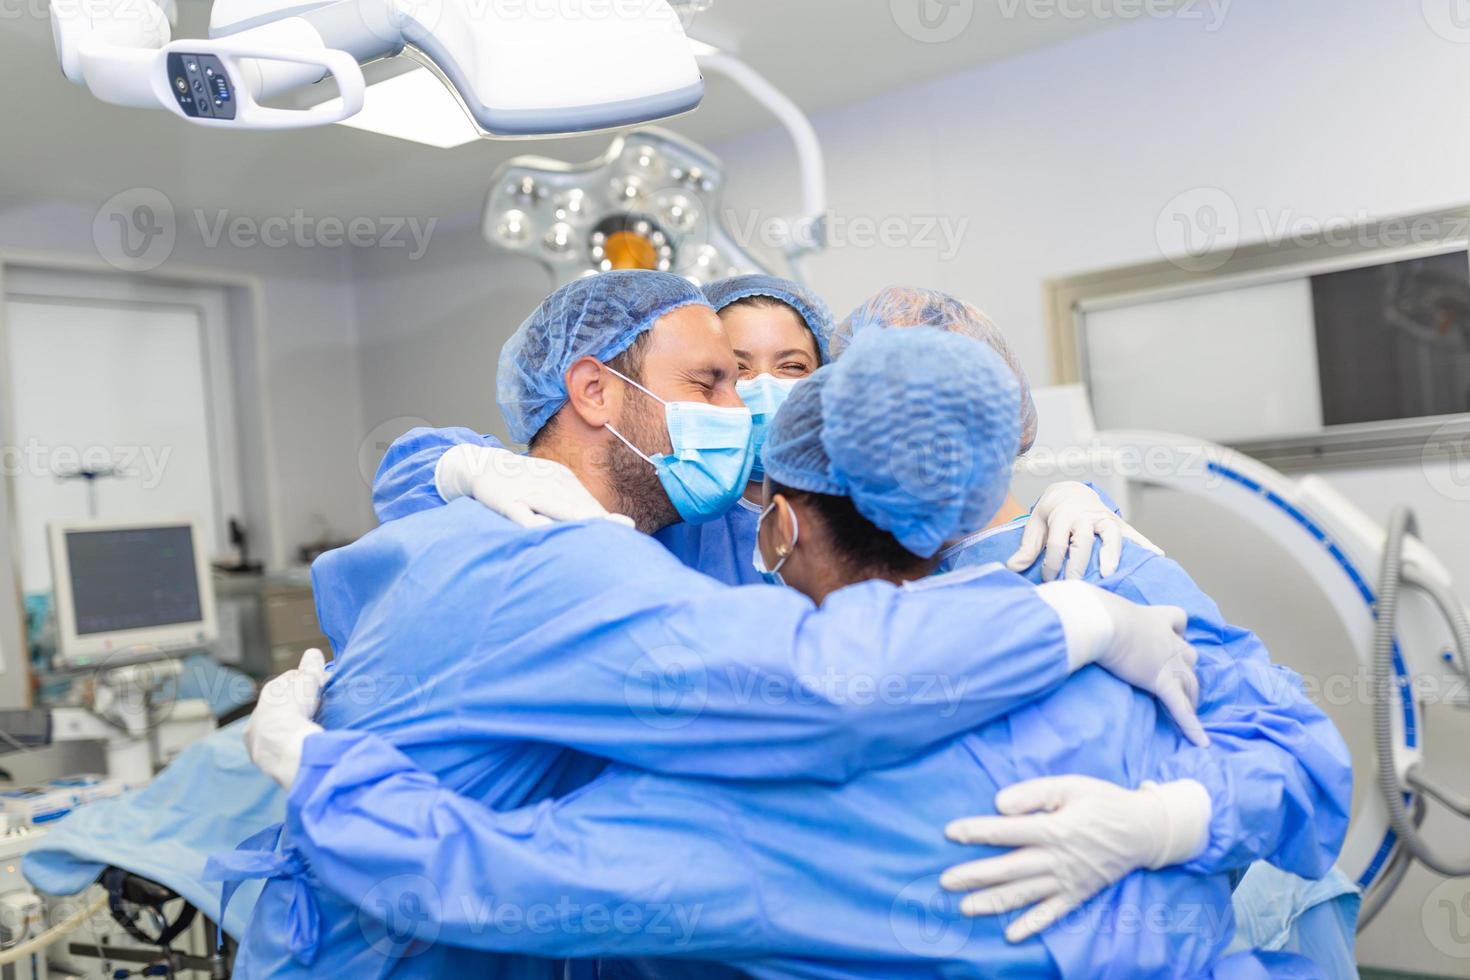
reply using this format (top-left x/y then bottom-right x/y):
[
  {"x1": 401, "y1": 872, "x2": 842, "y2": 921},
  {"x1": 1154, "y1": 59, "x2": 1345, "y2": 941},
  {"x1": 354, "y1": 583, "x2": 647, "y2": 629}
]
[
  {"x1": 434, "y1": 443, "x2": 634, "y2": 529},
  {"x1": 245, "y1": 648, "x2": 327, "y2": 789},
  {"x1": 1007, "y1": 481, "x2": 1165, "y2": 581},
  {"x1": 1035, "y1": 582, "x2": 1208, "y2": 748},
  {"x1": 942, "y1": 776, "x2": 1212, "y2": 942}
]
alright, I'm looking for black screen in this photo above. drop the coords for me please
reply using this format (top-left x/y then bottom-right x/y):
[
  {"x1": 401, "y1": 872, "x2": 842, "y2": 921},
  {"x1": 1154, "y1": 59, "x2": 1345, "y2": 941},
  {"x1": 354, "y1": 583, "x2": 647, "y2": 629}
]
[
  {"x1": 1312, "y1": 251, "x2": 1470, "y2": 426},
  {"x1": 65, "y1": 526, "x2": 202, "y2": 636}
]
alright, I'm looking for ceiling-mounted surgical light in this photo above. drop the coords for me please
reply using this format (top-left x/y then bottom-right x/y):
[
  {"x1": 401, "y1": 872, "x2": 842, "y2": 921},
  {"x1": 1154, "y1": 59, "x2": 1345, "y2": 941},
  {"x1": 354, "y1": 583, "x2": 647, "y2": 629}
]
[
  {"x1": 53, "y1": 0, "x2": 705, "y2": 136},
  {"x1": 483, "y1": 128, "x2": 766, "y2": 287},
  {"x1": 483, "y1": 47, "x2": 829, "y2": 287}
]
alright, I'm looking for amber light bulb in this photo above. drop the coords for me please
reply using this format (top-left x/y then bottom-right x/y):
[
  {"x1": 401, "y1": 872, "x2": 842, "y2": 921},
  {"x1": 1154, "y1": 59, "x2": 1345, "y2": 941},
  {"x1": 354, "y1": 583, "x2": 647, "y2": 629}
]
[{"x1": 602, "y1": 230, "x2": 659, "y2": 270}]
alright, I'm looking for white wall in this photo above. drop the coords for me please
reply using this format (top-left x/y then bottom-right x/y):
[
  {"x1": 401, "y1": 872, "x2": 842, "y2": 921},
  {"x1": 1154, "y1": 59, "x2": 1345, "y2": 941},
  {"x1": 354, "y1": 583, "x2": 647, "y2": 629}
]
[
  {"x1": 349, "y1": 218, "x2": 553, "y2": 452},
  {"x1": 0, "y1": 196, "x2": 375, "y2": 568}
]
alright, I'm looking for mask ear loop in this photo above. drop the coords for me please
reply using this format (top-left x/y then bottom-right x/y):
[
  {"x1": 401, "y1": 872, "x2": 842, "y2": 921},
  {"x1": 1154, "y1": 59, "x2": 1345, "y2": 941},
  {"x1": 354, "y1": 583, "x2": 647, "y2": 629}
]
[
  {"x1": 603, "y1": 364, "x2": 668, "y2": 406},
  {"x1": 602, "y1": 363, "x2": 666, "y2": 467},
  {"x1": 758, "y1": 497, "x2": 800, "y2": 574},
  {"x1": 605, "y1": 422, "x2": 658, "y2": 467}
]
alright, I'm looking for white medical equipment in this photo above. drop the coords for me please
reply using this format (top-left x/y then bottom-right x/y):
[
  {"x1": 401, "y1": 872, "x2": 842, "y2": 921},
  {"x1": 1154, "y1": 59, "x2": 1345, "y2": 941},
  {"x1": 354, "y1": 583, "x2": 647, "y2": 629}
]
[
  {"x1": 0, "y1": 828, "x2": 51, "y2": 980},
  {"x1": 44, "y1": 519, "x2": 220, "y2": 785},
  {"x1": 0, "y1": 826, "x2": 218, "y2": 979},
  {"x1": 47, "y1": 519, "x2": 217, "y2": 666},
  {"x1": 1015, "y1": 386, "x2": 1470, "y2": 922},
  {"x1": 484, "y1": 48, "x2": 828, "y2": 285},
  {"x1": 49, "y1": 0, "x2": 704, "y2": 134}
]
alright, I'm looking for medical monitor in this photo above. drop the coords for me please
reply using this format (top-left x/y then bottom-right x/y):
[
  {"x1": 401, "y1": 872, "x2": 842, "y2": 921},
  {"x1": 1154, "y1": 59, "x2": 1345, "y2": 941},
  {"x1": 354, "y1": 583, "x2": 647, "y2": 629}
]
[{"x1": 48, "y1": 518, "x2": 217, "y2": 665}]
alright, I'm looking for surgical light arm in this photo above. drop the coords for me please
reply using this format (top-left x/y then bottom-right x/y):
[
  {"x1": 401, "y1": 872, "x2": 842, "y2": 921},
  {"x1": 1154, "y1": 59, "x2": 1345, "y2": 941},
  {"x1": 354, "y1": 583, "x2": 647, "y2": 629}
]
[
  {"x1": 696, "y1": 49, "x2": 827, "y2": 272},
  {"x1": 50, "y1": 0, "x2": 704, "y2": 133}
]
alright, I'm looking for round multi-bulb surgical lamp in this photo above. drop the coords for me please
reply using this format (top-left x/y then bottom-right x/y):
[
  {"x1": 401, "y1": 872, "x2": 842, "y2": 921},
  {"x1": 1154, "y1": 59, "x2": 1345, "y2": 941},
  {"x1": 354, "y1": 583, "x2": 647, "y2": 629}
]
[
  {"x1": 483, "y1": 49, "x2": 827, "y2": 287},
  {"x1": 485, "y1": 128, "x2": 764, "y2": 287}
]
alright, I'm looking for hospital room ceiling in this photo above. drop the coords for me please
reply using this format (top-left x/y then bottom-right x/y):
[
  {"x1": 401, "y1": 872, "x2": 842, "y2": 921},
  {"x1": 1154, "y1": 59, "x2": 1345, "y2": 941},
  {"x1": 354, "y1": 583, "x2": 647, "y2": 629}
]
[{"x1": 0, "y1": 1, "x2": 1146, "y2": 220}]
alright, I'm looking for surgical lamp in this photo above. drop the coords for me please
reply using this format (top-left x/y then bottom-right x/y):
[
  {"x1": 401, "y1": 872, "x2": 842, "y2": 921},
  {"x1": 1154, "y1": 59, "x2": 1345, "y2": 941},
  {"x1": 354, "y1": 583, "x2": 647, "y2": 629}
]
[
  {"x1": 49, "y1": 0, "x2": 704, "y2": 135},
  {"x1": 484, "y1": 127, "x2": 765, "y2": 287},
  {"x1": 483, "y1": 47, "x2": 828, "y2": 286}
]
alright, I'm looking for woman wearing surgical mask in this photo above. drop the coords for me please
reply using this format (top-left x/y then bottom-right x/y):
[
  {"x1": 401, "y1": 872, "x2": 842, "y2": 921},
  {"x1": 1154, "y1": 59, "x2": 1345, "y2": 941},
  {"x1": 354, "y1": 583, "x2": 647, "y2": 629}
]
[
  {"x1": 645, "y1": 275, "x2": 832, "y2": 584},
  {"x1": 711, "y1": 276, "x2": 1141, "y2": 584},
  {"x1": 706, "y1": 275, "x2": 830, "y2": 504}
]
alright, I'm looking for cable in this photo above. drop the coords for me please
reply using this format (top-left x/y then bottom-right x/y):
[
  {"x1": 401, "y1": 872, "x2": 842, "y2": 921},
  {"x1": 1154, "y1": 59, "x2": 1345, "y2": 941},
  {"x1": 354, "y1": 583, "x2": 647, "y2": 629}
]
[
  {"x1": 1405, "y1": 567, "x2": 1470, "y2": 689},
  {"x1": 1356, "y1": 796, "x2": 1425, "y2": 930},
  {"x1": 0, "y1": 890, "x2": 106, "y2": 965},
  {"x1": 1371, "y1": 506, "x2": 1470, "y2": 876},
  {"x1": 0, "y1": 728, "x2": 35, "y2": 756}
]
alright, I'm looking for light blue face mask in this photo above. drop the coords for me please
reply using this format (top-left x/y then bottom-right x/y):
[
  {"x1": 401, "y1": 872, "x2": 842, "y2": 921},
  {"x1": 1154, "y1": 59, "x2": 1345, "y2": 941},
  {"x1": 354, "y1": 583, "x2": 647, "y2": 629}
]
[
  {"x1": 735, "y1": 374, "x2": 805, "y2": 484},
  {"x1": 604, "y1": 366, "x2": 755, "y2": 525},
  {"x1": 752, "y1": 499, "x2": 798, "y2": 585}
]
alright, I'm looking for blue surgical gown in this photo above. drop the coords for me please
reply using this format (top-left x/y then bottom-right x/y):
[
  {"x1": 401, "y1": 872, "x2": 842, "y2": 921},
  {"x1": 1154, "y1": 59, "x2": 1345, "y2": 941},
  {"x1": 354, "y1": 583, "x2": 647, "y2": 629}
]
[
  {"x1": 281, "y1": 647, "x2": 1241, "y2": 976},
  {"x1": 222, "y1": 499, "x2": 1087, "y2": 977},
  {"x1": 373, "y1": 426, "x2": 766, "y2": 586},
  {"x1": 936, "y1": 521, "x2": 1353, "y2": 879},
  {"x1": 943, "y1": 521, "x2": 1357, "y2": 970}
]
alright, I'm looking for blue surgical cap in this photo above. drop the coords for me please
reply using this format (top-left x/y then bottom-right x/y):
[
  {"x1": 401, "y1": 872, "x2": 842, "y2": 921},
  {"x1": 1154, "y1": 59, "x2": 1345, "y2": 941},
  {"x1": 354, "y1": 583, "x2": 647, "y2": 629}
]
[
  {"x1": 827, "y1": 286, "x2": 1038, "y2": 455},
  {"x1": 703, "y1": 274, "x2": 835, "y2": 362},
  {"x1": 497, "y1": 270, "x2": 712, "y2": 444},
  {"x1": 764, "y1": 327, "x2": 1022, "y2": 558}
]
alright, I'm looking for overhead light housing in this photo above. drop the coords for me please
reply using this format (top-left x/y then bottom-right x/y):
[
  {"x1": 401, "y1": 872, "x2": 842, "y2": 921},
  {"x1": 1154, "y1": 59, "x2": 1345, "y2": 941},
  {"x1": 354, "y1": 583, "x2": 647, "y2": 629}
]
[
  {"x1": 327, "y1": 64, "x2": 481, "y2": 148},
  {"x1": 483, "y1": 128, "x2": 767, "y2": 287},
  {"x1": 322, "y1": 38, "x2": 722, "y2": 149}
]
